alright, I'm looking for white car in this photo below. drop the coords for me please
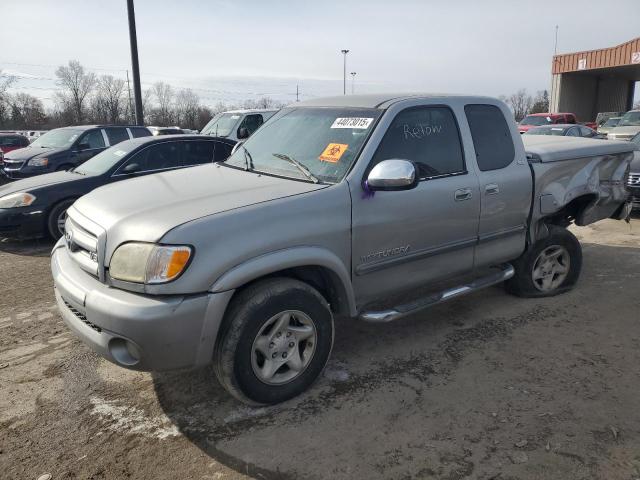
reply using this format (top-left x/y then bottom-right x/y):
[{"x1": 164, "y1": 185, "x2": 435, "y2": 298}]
[{"x1": 200, "y1": 109, "x2": 278, "y2": 142}]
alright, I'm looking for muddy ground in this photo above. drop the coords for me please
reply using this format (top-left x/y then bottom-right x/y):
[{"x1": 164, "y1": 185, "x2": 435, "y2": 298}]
[{"x1": 1, "y1": 218, "x2": 639, "y2": 480}]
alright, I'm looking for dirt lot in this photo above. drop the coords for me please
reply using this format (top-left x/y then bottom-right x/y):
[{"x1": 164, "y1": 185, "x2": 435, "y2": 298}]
[{"x1": 1, "y1": 218, "x2": 639, "y2": 480}]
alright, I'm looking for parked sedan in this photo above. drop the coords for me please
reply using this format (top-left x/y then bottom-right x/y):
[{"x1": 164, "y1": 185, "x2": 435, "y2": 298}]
[
  {"x1": 524, "y1": 124, "x2": 603, "y2": 139},
  {"x1": 0, "y1": 135, "x2": 235, "y2": 240}
]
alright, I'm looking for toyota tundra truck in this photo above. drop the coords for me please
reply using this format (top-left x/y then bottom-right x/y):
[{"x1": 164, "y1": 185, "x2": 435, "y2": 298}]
[{"x1": 49, "y1": 94, "x2": 636, "y2": 405}]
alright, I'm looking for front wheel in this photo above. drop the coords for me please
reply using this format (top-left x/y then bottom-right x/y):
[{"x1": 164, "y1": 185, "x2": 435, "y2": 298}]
[
  {"x1": 505, "y1": 225, "x2": 582, "y2": 298},
  {"x1": 47, "y1": 199, "x2": 75, "y2": 240},
  {"x1": 215, "y1": 278, "x2": 334, "y2": 405}
]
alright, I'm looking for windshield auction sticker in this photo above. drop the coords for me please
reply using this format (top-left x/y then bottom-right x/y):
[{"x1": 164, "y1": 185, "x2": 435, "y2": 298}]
[
  {"x1": 331, "y1": 117, "x2": 374, "y2": 129},
  {"x1": 319, "y1": 143, "x2": 349, "y2": 163}
]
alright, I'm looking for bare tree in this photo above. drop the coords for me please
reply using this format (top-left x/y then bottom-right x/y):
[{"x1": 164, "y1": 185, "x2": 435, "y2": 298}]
[
  {"x1": 151, "y1": 82, "x2": 175, "y2": 125},
  {"x1": 8, "y1": 93, "x2": 46, "y2": 129},
  {"x1": 505, "y1": 89, "x2": 533, "y2": 121},
  {"x1": 0, "y1": 69, "x2": 16, "y2": 127},
  {"x1": 54, "y1": 60, "x2": 97, "y2": 123},
  {"x1": 175, "y1": 89, "x2": 200, "y2": 129},
  {"x1": 92, "y1": 75, "x2": 126, "y2": 124}
]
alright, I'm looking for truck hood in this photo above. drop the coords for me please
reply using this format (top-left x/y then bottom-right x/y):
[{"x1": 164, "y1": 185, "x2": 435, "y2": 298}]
[
  {"x1": 72, "y1": 163, "x2": 328, "y2": 244},
  {"x1": 608, "y1": 126, "x2": 640, "y2": 138}
]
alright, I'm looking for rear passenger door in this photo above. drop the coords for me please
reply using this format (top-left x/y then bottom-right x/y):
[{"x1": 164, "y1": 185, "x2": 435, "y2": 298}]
[
  {"x1": 350, "y1": 105, "x2": 480, "y2": 304},
  {"x1": 104, "y1": 127, "x2": 130, "y2": 146},
  {"x1": 464, "y1": 104, "x2": 532, "y2": 267}
]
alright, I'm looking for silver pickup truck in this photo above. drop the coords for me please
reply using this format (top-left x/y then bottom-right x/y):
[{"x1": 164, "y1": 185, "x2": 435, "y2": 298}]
[{"x1": 51, "y1": 94, "x2": 635, "y2": 405}]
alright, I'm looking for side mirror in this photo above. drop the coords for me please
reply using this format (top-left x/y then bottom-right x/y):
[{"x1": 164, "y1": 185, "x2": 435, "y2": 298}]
[
  {"x1": 76, "y1": 143, "x2": 90, "y2": 151},
  {"x1": 122, "y1": 163, "x2": 141, "y2": 175},
  {"x1": 237, "y1": 127, "x2": 249, "y2": 139},
  {"x1": 366, "y1": 159, "x2": 417, "y2": 191}
]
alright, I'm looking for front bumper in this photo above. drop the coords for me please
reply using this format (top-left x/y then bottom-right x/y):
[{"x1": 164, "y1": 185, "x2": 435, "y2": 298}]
[
  {"x1": 2, "y1": 165, "x2": 51, "y2": 180},
  {"x1": 0, "y1": 206, "x2": 46, "y2": 238},
  {"x1": 51, "y1": 243, "x2": 234, "y2": 371}
]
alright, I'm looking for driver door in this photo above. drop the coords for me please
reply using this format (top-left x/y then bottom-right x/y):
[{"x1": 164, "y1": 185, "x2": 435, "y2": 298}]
[
  {"x1": 350, "y1": 105, "x2": 480, "y2": 306},
  {"x1": 72, "y1": 129, "x2": 106, "y2": 165}
]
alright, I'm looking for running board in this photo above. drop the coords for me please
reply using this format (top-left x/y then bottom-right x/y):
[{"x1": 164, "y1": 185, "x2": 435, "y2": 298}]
[{"x1": 359, "y1": 264, "x2": 515, "y2": 323}]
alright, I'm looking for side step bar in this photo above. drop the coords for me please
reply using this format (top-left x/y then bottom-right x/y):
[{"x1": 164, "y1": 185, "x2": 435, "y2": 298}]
[{"x1": 359, "y1": 264, "x2": 515, "y2": 323}]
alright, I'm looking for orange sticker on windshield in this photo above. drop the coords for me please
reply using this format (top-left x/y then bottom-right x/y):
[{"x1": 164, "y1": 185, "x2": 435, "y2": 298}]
[{"x1": 319, "y1": 143, "x2": 348, "y2": 163}]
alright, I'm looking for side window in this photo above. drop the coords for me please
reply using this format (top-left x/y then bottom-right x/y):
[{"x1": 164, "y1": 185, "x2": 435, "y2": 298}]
[
  {"x1": 465, "y1": 104, "x2": 515, "y2": 171},
  {"x1": 238, "y1": 114, "x2": 264, "y2": 136},
  {"x1": 105, "y1": 128, "x2": 130, "y2": 145},
  {"x1": 79, "y1": 130, "x2": 105, "y2": 149},
  {"x1": 121, "y1": 142, "x2": 180, "y2": 173},
  {"x1": 580, "y1": 126, "x2": 594, "y2": 137},
  {"x1": 371, "y1": 106, "x2": 464, "y2": 178},
  {"x1": 130, "y1": 127, "x2": 151, "y2": 138},
  {"x1": 182, "y1": 141, "x2": 215, "y2": 166},
  {"x1": 20, "y1": 136, "x2": 30, "y2": 146},
  {"x1": 566, "y1": 127, "x2": 581, "y2": 137},
  {"x1": 213, "y1": 142, "x2": 233, "y2": 162}
]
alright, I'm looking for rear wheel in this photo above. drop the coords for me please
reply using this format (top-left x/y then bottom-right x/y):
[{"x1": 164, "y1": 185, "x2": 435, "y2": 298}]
[
  {"x1": 215, "y1": 277, "x2": 334, "y2": 405},
  {"x1": 506, "y1": 226, "x2": 582, "y2": 297},
  {"x1": 47, "y1": 199, "x2": 75, "y2": 240}
]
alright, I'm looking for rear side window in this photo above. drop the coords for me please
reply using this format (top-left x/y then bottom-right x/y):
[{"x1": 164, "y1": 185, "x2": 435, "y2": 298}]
[
  {"x1": 130, "y1": 127, "x2": 151, "y2": 138},
  {"x1": 465, "y1": 104, "x2": 515, "y2": 171},
  {"x1": 182, "y1": 141, "x2": 215, "y2": 166},
  {"x1": 105, "y1": 128, "x2": 129, "y2": 145},
  {"x1": 372, "y1": 106, "x2": 464, "y2": 178}
]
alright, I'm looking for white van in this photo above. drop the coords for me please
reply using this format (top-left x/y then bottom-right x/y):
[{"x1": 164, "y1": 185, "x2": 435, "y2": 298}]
[{"x1": 200, "y1": 109, "x2": 278, "y2": 142}]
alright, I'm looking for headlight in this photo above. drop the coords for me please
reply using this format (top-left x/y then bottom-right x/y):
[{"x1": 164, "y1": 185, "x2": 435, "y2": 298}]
[
  {"x1": 109, "y1": 242, "x2": 192, "y2": 284},
  {"x1": 28, "y1": 157, "x2": 48, "y2": 167},
  {"x1": 0, "y1": 192, "x2": 36, "y2": 208}
]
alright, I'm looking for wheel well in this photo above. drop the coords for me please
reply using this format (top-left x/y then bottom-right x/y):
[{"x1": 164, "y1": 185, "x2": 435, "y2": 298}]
[
  {"x1": 234, "y1": 266, "x2": 351, "y2": 316},
  {"x1": 541, "y1": 194, "x2": 597, "y2": 229}
]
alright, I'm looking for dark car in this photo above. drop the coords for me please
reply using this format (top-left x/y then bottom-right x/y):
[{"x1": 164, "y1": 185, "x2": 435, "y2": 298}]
[
  {"x1": 0, "y1": 135, "x2": 235, "y2": 240},
  {"x1": 0, "y1": 133, "x2": 30, "y2": 156},
  {"x1": 628, "y1": 132, "x2": 640, "y2": 210},
  {"x1": 1, "y1": 125, "x2": 152, "y2": 181},
  {"x1": 524, "y1": 124, "x2": 603, "y2": 139}
]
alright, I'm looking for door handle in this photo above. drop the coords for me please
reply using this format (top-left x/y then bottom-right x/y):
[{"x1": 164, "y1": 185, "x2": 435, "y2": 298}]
[
  {"x1": 454, "y1": 188, "x2": 473, "y2": 201},
  {"x1": 485, "y1": 183, "x2": 500, "y2": 195}
]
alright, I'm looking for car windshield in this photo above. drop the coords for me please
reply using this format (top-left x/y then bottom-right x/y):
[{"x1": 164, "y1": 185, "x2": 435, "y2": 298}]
[
  {"x1": 200, "y1": 113, "x2": 242, "y2": 137},
  {"x1": 526, "y1": 127, "x2": 566, "y2": 136},
  {"x1": 618, "y1": 111, "x2": 640, "y2": 127},
  {"x1": 520, "y1": 115, "x2": 551, "y2": 126},
  {"x1": 30, "y1": 129, "x2": 82, "y2": 148},
  {"x1": 603, "y1": 118, "x2": 621, "y2": 127},
  {"x1": 224, "y1": 107, "x2": 381, "y2": 183},
  {"x1": 74, "y1": 142, "x2": 134, "y2": 176}
]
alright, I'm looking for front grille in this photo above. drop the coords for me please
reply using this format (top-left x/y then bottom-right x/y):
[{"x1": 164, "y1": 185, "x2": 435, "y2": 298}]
[
  {"x1": 2, "y1": 159, "x2": 24, "y2": 170},
  {"x1": 64, "y1": 214, "x2": 101, "y2": 278},
  {"x1": 63, "y1": 299, "x2": 102, "y2": 333},
  {"x1": 628, "y1": 173, "x2": 640, "y2": 188}
]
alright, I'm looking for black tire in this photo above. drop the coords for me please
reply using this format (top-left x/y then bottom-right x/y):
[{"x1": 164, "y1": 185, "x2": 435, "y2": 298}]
[
  {"x1": 505, "y1": 225, "x2": 582, "y2": 298},
  {"x1": 56, "y1": 164, "x2": 74, "y2": 172},
  {"x1": 47, "y1": 199, "x2": 75, "y2": 240},
  {"x1": 215, "y1": 277, "x2": 334, "y2": 405}
]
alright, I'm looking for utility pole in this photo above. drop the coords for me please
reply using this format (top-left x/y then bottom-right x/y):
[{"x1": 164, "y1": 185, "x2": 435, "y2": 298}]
[
  {"x1": 350, "y1": 72, "x2": 356, "y2": 94},
  {"x1": 127, "y1": 0, "x2": 144, "y2": 125},
  {"x1": 126, "y1": 70, "x2": 134, "y2": 123},
  {"x1": 341, "y1": 49, "x2": 349, "y2": 95},
  {"x1": 296, "y1": 84, "x2": 299, "y2": 102},
  {"x1": 554, "y1": 25, "x2": 559, "y2": 55}
]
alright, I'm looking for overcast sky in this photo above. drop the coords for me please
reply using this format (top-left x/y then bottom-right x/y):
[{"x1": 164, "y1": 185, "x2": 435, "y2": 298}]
[{"x1": 1, "y1": 0, "x2": 639, "y2": 106}]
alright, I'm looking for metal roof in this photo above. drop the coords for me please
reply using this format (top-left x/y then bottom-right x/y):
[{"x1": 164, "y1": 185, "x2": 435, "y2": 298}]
[{"x1": 552, "y1": 37, "x2": 640, "y2": 75}]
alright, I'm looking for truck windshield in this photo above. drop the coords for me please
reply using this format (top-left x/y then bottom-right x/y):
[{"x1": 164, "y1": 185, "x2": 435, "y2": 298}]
[
  {"x1": 74, "y1": 143, "x2": 133, "y2": 176},
  {"x1": 200, "y1": 113, "x2": 242, "y2": 137},
  {"x1": 223, "y1": 107, "x2": 382, "y2": 183},
  {"x1": 520, "y1": 115, "x2": 551, "y2": 126},
  {"x1": 618, "y1": 111, "x2": 640, "y2": 127},
  {"x1": 603, "y1": 118, "x2": 621, "y2": 127},
  {"x1": 30, "y1": 129, "x2": 82, "y2": 148}
]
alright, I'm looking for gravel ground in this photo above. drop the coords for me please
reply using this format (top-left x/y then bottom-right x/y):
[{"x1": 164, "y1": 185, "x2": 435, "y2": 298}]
[{"x1": 1, "y1": 218, "x2": 639, "y2": 480}]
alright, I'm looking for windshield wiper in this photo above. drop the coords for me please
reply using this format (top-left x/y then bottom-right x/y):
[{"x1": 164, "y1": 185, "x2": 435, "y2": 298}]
[
  {"x1": 240, "y1": 144, "x2": 254, "y2": 171},
  {"x1": 272, "y1": 153, "x2": 319, "y2": 183}
]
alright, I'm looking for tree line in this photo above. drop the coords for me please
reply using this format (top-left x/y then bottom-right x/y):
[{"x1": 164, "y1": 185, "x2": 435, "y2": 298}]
[{"x1": 0, "y1": 60, "x2": 283, "y2": 131}]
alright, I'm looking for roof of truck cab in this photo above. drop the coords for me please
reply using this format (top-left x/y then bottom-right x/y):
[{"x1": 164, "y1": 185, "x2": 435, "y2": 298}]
[
  {"x1": 522, "y1": 135, "x2": 638, "y2": 162},
  {"x1": 294, "y1": 93, "x2": 498, "y2": 109}
]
